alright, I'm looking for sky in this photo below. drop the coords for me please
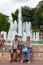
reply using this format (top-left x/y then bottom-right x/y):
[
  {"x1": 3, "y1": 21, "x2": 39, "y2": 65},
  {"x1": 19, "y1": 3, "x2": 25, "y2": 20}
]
[{"x1": 0, "y1": 0, "x2": 41, "y2": 16}]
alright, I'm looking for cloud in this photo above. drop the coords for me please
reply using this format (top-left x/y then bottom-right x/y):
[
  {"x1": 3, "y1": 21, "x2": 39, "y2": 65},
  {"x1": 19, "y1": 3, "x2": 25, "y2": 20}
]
[
  {"x1": 0, "y1": 0, "x2": 28, "y2": 16},
  {"x1": 0, "y1": 0, "x2": 9, "y2": 4},
  {"x1": 10, "y1": 0, "x2": 28, "y2": 3},
  {"x1": 0, "y1": 0, "x2": 41, "y2": 17},
  {"x1": 27, "y1": 0, "x2": 41, "y2": 8}
]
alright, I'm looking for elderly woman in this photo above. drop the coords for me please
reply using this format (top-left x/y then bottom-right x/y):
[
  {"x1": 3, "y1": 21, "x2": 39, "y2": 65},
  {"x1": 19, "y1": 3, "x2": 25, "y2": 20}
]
[{"x1": 21, "y1": 36, "x2": 32, "y2": 63}]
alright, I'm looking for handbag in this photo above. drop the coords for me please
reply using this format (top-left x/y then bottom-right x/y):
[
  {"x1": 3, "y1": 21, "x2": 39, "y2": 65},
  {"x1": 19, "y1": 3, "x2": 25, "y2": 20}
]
[{"x1": 22, "y1": 46, "x2": 28, "y2": 54}]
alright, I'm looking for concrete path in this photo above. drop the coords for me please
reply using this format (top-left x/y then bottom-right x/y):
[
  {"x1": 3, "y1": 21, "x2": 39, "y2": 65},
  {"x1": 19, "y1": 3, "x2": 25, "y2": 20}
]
[{"x1": 0, "y1": 61, "x2": 43, "y2": 65}]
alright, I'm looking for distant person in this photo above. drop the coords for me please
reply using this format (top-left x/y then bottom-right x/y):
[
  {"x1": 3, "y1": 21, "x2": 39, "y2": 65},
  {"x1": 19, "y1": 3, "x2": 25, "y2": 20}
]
[
  {"x1": 0, "y1": 34, "x2": 2, "y2": 49},
  {"x1": 10, "y1": 35, "x2": 20, "y2": 63},
  {"x1": 21, "y1": 36, "x2": 32, "y2": 64},
  {"x1": 18, "y1": 36, "x2": 22, "y2": 43},
  {"x1": 0, "y1": 34, "x2": 5, "y2": 50}
]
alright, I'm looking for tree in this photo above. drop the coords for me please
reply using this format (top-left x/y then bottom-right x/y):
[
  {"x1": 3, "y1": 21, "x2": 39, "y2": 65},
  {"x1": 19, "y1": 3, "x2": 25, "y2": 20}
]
[
  {"x1": 11, "y1": 9, "x2": 19, "y2": 22},
  {"x1": 22, "y1": 6, "x2": 33, "y2": 23},
  {"x1": 0, "y1": 13, "x2": 10, "y2": 32},
  {"x1": 37, "y1": 0, "x2": 43, "y2": 25},
  {"x1": 32, "y1": 0, "x2": 43, "y2": 30}
]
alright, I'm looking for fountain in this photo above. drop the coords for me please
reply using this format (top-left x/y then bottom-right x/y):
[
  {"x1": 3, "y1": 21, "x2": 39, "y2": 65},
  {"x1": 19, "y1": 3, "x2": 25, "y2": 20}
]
[
  {"x1": 7, "y1": 7, "x2": 40, "y2": 42},
  {"x1": 7, "y1": 22, "x2": 14, "y2": 41},
  {"x1": 32, "y1": 32, "x2": 36, "y2": 41},
  {"x1": 22, "y1": 22, "x2": 32, "y2": 41},
  {"x1": 36, "y1": 32, "x2": 39, "y2": 41},
  {"x1": 7, "y1": 20, "x2": 17, "y2": 41},
  {"x1": 23, "y1": 22, "x2": 26, "y2": 32},
  {"x1": 22, "y1": 32, "x2": 27, "y2": 41},
  {"x1": 26, "y1": 22, "x2": 32, "y2": 38},
  {"x1": 26, "y1": 22, "x2": 29, "y2": 35},
  {"x1": 18, "y1": 8, "x2": 22, "y2": 36}
]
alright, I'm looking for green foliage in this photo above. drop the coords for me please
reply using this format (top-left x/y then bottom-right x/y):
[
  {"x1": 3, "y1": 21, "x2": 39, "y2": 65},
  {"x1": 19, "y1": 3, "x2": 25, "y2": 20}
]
[
  {"x1": 0, "y1": 13, "x2": 10, "y2": 32},
  {"x1": 32, "y1": 29, "x2": 40, "y2": 32},
  {"x1": 22, "y1": 6, "x2": 33, "y2": 22},
  {"x1": 11, "y1": 9, "x2": 19, "y2": 22},
  {"x1": 32, "y1": 0, "x2": 43, "y2": 29}
]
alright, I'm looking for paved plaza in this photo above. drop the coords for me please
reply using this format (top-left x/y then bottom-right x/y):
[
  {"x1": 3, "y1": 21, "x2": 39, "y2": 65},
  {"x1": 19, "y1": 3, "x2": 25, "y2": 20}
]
[{"x1": 0, "y1": 61, "x2": 43, "y2": 65}]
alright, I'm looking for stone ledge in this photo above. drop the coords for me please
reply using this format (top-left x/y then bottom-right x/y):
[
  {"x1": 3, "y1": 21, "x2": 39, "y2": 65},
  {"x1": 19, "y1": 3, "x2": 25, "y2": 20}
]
[
  {"x1": 33, "y1": 53, "x2": 43, "y2": 61},
  {"x1": 0, "y1": 52, "x2": 11, "y2": 61},
  {"x1": 0, "y1": 44, "x2": 43, "y2": 61},
  {"x1": 0, "y1": 52, "x2": 43, "y2": 61}
]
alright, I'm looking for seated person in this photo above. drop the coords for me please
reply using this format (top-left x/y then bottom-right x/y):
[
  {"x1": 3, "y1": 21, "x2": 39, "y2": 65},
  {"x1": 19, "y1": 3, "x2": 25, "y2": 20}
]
[
  {"x1": 0, "y1": 34, "x2": 5, "y2": 50},
  {"x1": 10, "y1": 35, "x2": 20, "y2": 63},
  {"x1": 21, "y1": 36, "x2": 32, "y2": 64}
]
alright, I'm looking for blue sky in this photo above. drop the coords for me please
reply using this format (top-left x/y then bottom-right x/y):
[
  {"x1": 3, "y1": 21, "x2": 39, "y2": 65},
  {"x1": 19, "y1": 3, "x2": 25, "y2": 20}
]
[{"x1": 0, "y1": 0, "x2": 41, "y2": 16}]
